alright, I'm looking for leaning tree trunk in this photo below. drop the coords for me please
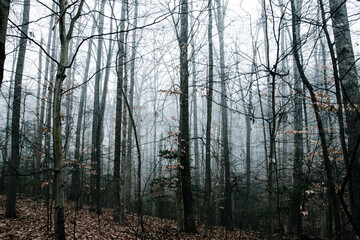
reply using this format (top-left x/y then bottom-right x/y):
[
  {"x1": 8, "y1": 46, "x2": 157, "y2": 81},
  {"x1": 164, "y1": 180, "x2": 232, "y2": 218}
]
[
  {"x1": 5, "y1": 0, "x2": 30, "y2": 218},
  {"x1": 178, "y1": 0, "x2": 197, "y2": 233},
  {"x1": 0, "y1": 0, "x2": 10, "y2": 88}
]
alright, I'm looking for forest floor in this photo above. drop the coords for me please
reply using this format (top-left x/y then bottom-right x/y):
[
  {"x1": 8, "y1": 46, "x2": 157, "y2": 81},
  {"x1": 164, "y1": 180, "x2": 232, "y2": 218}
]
[{"x1": 0, "y1": 195, "x2": 296, "y2": 239}]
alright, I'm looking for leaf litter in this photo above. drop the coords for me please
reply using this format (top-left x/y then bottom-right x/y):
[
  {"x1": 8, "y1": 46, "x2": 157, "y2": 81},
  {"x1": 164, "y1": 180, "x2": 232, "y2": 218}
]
[{"x1": 0, "y1": 195, "x2": 297, "y2": 239}]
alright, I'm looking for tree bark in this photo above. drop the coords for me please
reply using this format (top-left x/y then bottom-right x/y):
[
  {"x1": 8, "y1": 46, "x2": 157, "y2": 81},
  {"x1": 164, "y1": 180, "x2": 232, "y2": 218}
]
[
  {"x1": 113, "y1": 0, "x2": 127, "y2": 224},
  {"x1": 178, "y1": 0, "x2": 197, "y2": 233},
  {"x1": 125, "y1": 0, "x2": 138, "y2": 213},
  {"x1": 329, "y1": 0, "x2": 360, "y2": 232}
]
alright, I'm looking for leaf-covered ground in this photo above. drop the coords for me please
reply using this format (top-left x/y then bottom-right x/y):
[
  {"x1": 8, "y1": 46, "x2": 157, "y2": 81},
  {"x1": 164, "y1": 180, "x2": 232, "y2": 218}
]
[{"x1": 0, "y1": 195, "x2": 296, "y2": 239}]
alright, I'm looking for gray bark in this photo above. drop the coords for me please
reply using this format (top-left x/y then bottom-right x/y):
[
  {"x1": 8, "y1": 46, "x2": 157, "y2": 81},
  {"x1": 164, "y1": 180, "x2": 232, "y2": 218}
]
[
  {"x1": 125, "y1": 0, "x2": 137, "y2": 213},
  {"x1": 329, "y1": 0, "x2": 360, "y2": 232},
  {"x1": 113, "y1": 0, "x2": 127, "y2": 224}
]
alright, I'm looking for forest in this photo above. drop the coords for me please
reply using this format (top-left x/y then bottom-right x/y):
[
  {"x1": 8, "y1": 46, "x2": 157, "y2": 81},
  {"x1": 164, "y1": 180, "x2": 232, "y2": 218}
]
[{"x1": 0, "y1": 0, "x2": 359, "y2": 239}]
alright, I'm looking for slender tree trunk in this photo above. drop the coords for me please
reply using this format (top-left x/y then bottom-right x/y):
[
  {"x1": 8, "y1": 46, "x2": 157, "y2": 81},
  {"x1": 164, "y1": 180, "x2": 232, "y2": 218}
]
[
  {"x1": 0, "y1": 0, "x2": 10, "y2": 87},
  {"x1": 53, "y1": 1, "x2": 84, "y2": 239},
  {"x1": 33, "y1": 39, "x2": 43, "y2": 195},
  {"x1": 190, "y1": 1, "x2": 200, "y2": 222},
  {"x1": 69, "y1": 17, "x2": 96, "y2": 203},
  {"x1": 5, "y1": 0, "x2": 30, "y2": 218},
  {"x1": 178, "y1": 0, "x2": 197, "y2": 233},
  {"x1": 202, "y1": 0, "x2": 214, "y2": 235}
]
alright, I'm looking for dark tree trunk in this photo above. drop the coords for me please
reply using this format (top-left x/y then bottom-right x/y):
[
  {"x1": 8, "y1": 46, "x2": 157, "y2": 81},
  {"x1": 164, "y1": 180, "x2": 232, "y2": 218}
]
[
  {"x1": 202, "y1": 0, "x2": 214, "y2": 235},
  {"x1": 0, "y1": 0, "x2": 10, "y2": 88},
  {"x1": 5, "y1": 0, "x2": 30, "y2": 218},
  {"x1": 178, "y1": 0, "x2": 197, "y2": 233}
]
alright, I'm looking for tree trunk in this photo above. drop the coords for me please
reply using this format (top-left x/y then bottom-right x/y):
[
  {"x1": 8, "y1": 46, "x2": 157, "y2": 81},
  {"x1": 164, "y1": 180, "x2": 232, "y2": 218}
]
[
  {"x1": 125, "y1": 0, "x2": 138, "y2": 213},
  {"x1": 178, "y1": 0, "x2": 197, "y2": 233},
  {"x1": 0, "y1": 0, "x2": 10, "y2": 88},
  {"x1": 53, "y1": 1, "x2": 84, "y2": 239},
  {"x1": 290, "y1": 0, "x2": 304, "y2": 236},
  {"x1": 69, "y1": 17, "x2": 96, "y2": 203},
  {"x1": 202, "y1": 0, "x2": 214, "y2": 235},
  {"x1": 90, "y1": 0, "x2": 106, "y2": 214},
  {"x1": 329, "y1": 0, "x2": 360, "y2": 232},
  {"x1": 215, "y1": 0, "x2": 232, "y2": 230},
  {"x1": 5, "y1": 0, "x2": 30, "y2": 218},
  {"x1": 113, "y1": 0, "x2": 127, "y2": 224},
  {"x1": 33, "y1": 39, "x2": 43, "y2": 195}
]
